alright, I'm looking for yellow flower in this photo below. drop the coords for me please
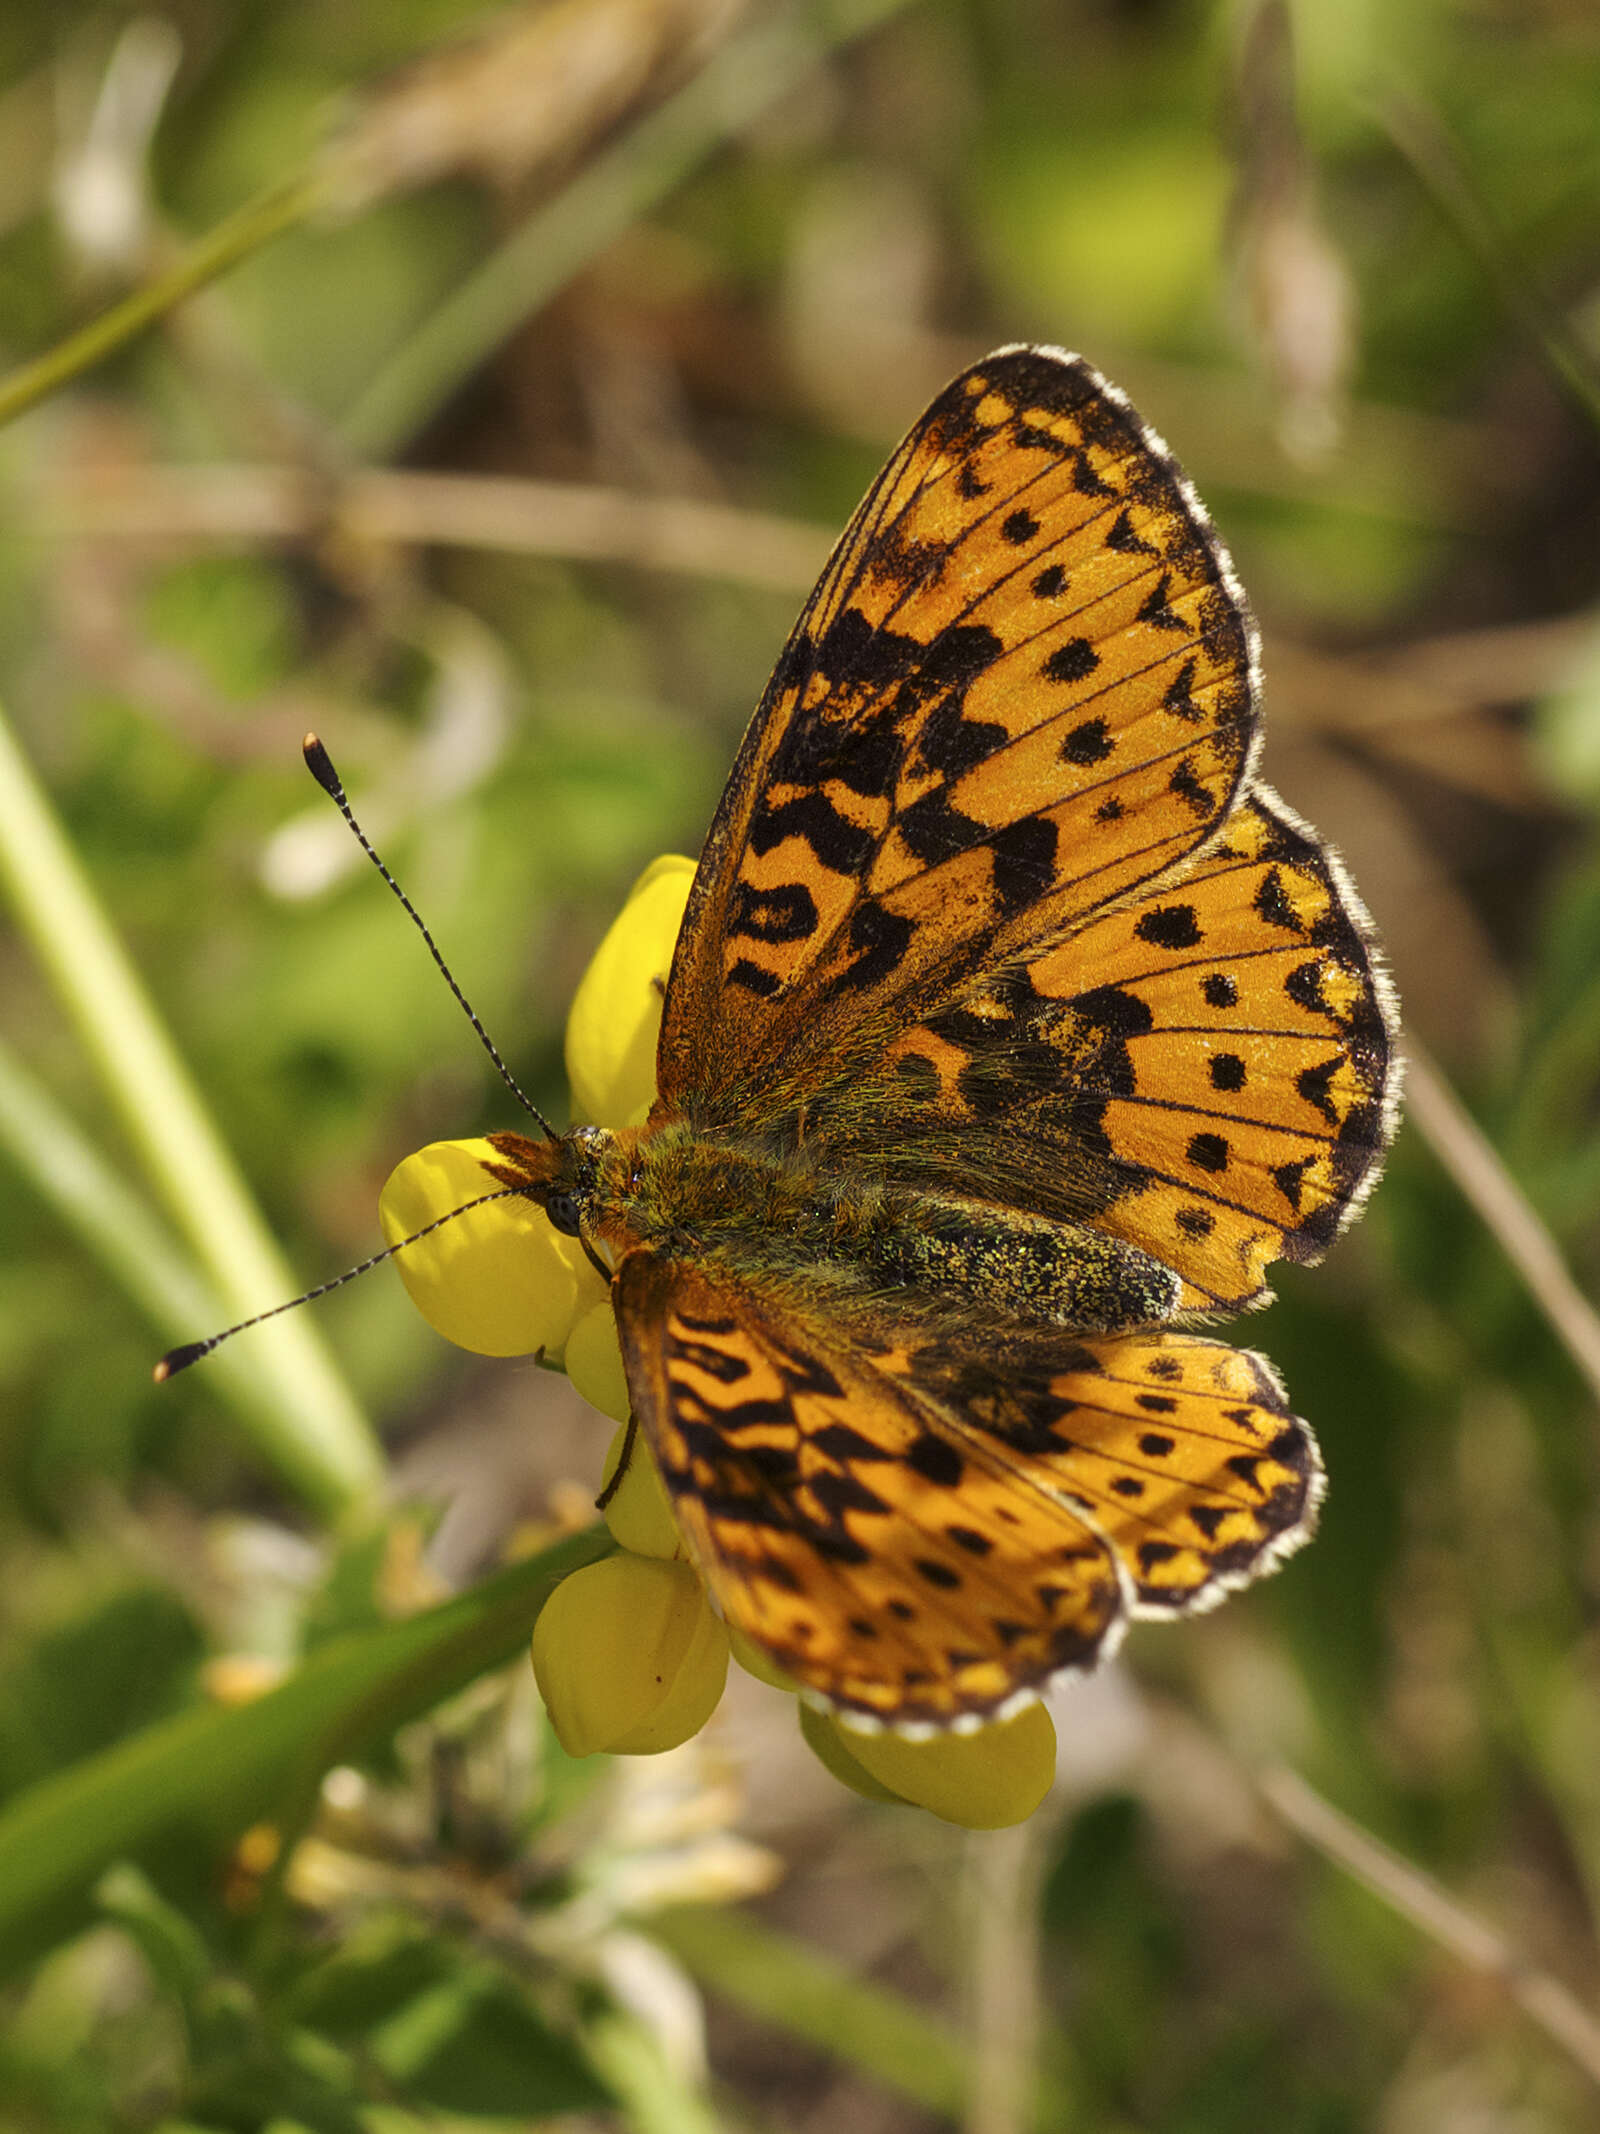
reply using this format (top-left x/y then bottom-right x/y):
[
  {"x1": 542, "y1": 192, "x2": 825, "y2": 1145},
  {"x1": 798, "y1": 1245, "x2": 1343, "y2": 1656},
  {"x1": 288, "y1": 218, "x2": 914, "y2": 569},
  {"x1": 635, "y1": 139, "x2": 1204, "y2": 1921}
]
[
  {"x1": 531, "y1": 1552, "x2": 728, "y2": 1756},
  {"x1": 800, "y1": 1702, "x2": 1058, "y2": 1828},
  {"x1": 377, "y1": 855, "x2": 696, "y2": 1363},
  {"x1": 380, "y1": 853, "x2": 1062, "y2": 1825}
]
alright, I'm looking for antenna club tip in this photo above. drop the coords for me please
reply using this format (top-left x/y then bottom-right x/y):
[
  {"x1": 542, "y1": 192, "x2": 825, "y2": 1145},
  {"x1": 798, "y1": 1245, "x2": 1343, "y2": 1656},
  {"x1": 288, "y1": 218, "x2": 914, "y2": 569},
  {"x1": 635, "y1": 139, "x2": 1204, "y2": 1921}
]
[
  {"x1": 301, "y1": 734, "x2": 342, "y2": 798},
  {"x1": 154, "y1": 1342, "x2": 206, "y2": 1382}
]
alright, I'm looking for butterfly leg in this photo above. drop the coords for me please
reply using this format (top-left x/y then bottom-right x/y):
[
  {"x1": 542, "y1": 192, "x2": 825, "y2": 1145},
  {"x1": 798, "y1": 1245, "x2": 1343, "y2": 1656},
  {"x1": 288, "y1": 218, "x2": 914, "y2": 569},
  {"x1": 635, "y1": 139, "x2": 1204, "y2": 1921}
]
[{"x1": 595, "y1": 1409, "x2": 640, "y2": 1511}]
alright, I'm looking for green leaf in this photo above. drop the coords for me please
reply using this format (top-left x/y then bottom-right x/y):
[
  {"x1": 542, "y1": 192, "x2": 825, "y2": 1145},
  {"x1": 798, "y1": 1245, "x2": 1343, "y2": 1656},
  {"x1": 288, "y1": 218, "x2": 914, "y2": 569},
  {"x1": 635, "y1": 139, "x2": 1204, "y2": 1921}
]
[
  {"x1": 652, "y1": 1906, "x2": 969, "y2": 2119},
  {"x1": 0, "y1": 1526, "x2": 612, "y2": 1977},
  {"x1": 95, "y1": 1862, "x2": 212, "y2": 2006},
  {"x1": 0, "y1": 1585, "x2": 202, "y2": 1806},
  {"x1": 368, "y1": 1967, "x2": 607, "y2": 2116}
]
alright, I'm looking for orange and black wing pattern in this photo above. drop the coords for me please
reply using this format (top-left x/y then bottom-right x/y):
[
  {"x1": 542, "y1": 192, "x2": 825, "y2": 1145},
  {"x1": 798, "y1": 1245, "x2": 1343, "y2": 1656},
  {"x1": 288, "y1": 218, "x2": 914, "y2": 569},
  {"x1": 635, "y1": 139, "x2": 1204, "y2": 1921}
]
[
  {"x1": 657, "y1": 346, "x2": 1262, "y2": 1126},
  {"x1": 615, "y1": 1252, "x2": 1320, "y2": 1731},
  {"x1": 844, "y1": 784, "x2": 1398, "y2": 1312}
]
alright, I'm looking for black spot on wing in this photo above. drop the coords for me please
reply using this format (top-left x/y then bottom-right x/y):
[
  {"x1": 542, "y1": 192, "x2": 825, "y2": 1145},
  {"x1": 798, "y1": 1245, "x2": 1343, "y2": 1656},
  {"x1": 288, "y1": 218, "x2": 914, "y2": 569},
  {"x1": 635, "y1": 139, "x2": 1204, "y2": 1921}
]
[
  {"x1": 902, "y1": 624, "x2": 1006, "y2": 713},
  {"x1": 1067, "y1": 449, "x2": 1116, "y2": 499},
  {"x1": 991, "y1": 816, "x2": 1060, "y2": 917},
  {"x1": 1163, "y1": 658, "x2": 1204, "y2": 723},
  {"x1": 1273, "y1": 1157, "x2": 1311, "y2": 1209},
  {"x1": 810, "y1": 1468, "x2": 890, "y2": 1520},
  {"x1": 1069, "y1": 984, "x2": 1156, "y2": 1041},
  {"x1": 833, "y1": 899, "x2": 916, "y2": 993},
  {"x1": 916, "y1": 1558, "x2": 963, "y2": 1590},
  {"x1": 1295, "y1": 1056, "x2": 1341, "y2": 1121},
  {"x1": 1255, "y1": 867, "x2": 1304, "y2": 933},
  {"x1": 1169, "y1": 760, "x2": 1214, "y2": 817},
  {"x1": 1285, "y1": 961, "x2": 1333, "y2": 1016},
  {"x1": 946, "y1": 1525, "x2": 993, "y2": 1556},
  {"x1": 729, "y1": 881, "x2": 819, "y2": 944},
  {"x1": 908, "y1": 1433, "x2": 963, "y2": 1486},
  {"x1": 897, "y1": 786, "x2": 989, "y2": 867},
  {"x1": 1042, "y1": 638, "x2": 1100, "y2": 685},
  {"x1": 728, "y1": 959, "x2": 782, "y2": 998},
  {"x1": 1106, "y1": 507, "x2": 1160, "y2": 556},
  {"x1": 811, "y1": 1422, "x2": 898, "y2": 1465},
  {"x1": 1061, "y1": 718, "x2": 1114, "y2": 766},
  {"x1": 1137, "y1": 572, "x2": 1190, "y2": 634},
  {"x1": 1134, "y1": 903, "x2": 1201, "y2": 949},
  {"x1": 750, "y1": 789, "x2": 875, "y2": 875},
  {"x1": 1187, "y1": 1132, "x2": 1230, "y2": 1173},
  {"x1": 918, "y1": 694, "x2": 1009, "y2": 777}
]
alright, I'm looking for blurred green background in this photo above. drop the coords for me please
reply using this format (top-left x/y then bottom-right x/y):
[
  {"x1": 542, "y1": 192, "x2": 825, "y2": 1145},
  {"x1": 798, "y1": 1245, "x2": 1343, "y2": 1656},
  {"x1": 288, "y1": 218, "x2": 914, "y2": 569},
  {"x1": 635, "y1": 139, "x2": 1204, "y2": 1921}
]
[{"x1": 3, "y1": 0, "x2": 1600, "y2": 2127}]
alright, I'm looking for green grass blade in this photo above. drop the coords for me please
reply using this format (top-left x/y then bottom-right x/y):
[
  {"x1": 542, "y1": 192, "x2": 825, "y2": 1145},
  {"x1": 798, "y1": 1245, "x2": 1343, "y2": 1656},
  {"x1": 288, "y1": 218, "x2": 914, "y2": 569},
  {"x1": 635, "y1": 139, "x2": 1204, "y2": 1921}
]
[
  {"x1": 0, "y1": 173, "x2": 319, "y2": 436},
  {"x1": 0, "y1": 1525, "x2": 612, "y2": 1976},
  {"x1": 0, "y1": 698, "x2": 383, "y2": 1520},
  {"x1": 0, "y1": 1037, "x2": 339, "y2": 1463}
]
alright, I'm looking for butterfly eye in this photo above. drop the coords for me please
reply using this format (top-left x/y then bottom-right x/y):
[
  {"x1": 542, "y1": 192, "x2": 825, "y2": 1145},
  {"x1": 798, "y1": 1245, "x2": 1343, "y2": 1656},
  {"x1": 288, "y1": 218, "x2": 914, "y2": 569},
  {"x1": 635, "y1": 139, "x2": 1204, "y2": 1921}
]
[{"x1": 546, "y1": 1190, "x2": 583, "y2": 1237}]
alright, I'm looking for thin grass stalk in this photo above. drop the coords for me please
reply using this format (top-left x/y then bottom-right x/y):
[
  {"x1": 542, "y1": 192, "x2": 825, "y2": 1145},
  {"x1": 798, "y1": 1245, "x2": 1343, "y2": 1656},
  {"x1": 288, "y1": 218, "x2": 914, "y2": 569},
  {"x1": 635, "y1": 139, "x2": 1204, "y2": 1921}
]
[{"x1": 0, "y1": 697, "x2": 383, "y2": 1520}]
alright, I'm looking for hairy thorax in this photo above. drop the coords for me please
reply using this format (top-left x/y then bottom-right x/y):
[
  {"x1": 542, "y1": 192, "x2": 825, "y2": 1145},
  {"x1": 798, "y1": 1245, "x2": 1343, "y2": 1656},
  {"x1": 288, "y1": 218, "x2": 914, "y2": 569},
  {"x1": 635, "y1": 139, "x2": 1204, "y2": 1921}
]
[{"x1": 486, "y1": 1117, "x2": 1179, "y2": 1342}]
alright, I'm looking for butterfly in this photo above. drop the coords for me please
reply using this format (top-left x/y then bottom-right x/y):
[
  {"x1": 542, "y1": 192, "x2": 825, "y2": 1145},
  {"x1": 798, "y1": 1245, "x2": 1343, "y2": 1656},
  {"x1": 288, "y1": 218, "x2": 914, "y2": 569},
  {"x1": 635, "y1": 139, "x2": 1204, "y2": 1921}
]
[{"x1": 488, "y1": 345, "x2": 1400, "y2": 1736}]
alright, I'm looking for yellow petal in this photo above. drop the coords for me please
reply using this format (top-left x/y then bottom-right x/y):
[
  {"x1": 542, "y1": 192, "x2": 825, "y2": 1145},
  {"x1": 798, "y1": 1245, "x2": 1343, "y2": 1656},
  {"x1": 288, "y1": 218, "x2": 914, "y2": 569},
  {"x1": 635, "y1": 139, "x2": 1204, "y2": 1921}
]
[
  {"x1": 728, "y1": 1626, "x2": 800, "y2": 1693},
  {"x1": 531, "y1": 1553, "x2": 727, "y2": 1757},
  {"x1": 608, "y1": 1589, "x2": 728, "y2": 1753},
  {"x1": 380, "y1": 1138, "x2": 603, "y2": 1356},
  {"x1": 821, "y1": 1702, "x2": 1058, "y2": 1828},
  {"x1": 797, "y1": 1703, "x2": 904, "y2": 1804},
  {"x1": 599, "y1": 1424, "x2": 683, "y2": 1560},
  {"x1": 565, "y1": 855, "x2": 695, "y2": 1126},
  {"x1": 566, "y1": 1301, "x2": 631, "y2": 1422}
]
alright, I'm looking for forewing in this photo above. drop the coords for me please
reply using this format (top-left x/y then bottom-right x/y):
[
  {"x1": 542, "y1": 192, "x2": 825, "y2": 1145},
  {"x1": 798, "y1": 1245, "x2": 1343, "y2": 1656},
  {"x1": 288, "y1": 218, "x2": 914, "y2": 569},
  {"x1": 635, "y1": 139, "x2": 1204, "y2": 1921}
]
[
  {"x1": 658, "y1": 345, "x2": 1260, "y2": 1125},
  {"x1": 847, "y1": 786, "x2": 1399, "y2": 1312},
  {"x1": 614, "y1": 1250, "x2": 1127, "y2": 1732}
]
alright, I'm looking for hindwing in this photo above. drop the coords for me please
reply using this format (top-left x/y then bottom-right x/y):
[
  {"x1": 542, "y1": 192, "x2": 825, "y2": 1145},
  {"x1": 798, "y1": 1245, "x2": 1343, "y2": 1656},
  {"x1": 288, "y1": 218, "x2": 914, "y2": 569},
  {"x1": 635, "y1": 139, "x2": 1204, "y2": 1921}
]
[
  {"x1": 613, "y1": 1252, "x2": 1320, "y2": 1730},
  {"x1": 834, "y1": 785, "x2": 1398, "y2": 1310}
]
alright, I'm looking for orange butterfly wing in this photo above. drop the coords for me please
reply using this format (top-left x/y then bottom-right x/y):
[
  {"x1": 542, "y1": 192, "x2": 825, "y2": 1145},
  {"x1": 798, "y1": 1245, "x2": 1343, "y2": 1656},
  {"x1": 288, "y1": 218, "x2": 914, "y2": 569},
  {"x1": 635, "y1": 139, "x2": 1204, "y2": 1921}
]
[
  {"x1": 615, "y1": 1253, "x2": 1319, "y2": 1728},
  {"x1": 845, "y1": 784, "x2": 1398, "y2": 1312},
  {"x1": 657, "y1": 345, "x2": 1261, "y2": 1126},
  {"x1": 598, "y1": 348, "x2": 1399, "y2": 1731}
]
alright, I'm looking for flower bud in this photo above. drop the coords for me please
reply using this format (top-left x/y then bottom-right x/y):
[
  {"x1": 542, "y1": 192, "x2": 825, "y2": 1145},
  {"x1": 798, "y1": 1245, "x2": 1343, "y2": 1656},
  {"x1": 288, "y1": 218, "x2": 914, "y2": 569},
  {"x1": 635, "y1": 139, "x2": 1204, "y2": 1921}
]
[
  {"x1": 531, "y1": 1553, "x2": 727, "y2": 1757},
  {"x1": 803, "y1": 1701, "x2": 1058, "y2": 1828},
  {"x1": 567, "y1": 1302, "x2": 631, "y2": 1423},
  {"x1": 599, "y1": 1423, "x2": 682, "y2": 1559},
  {"x1": 798, "y1": 1703, "x2": 904, "y2": 1804},
  {"x1": 728, "y1": 1626, "x2": 800, "y2": 1693},
  {"x1": 379, "y1": 1138, "x2": 602, "y2": 1356},
  {"x1": 565, "y1": 855, "x2": 695, "y2": 1126}
]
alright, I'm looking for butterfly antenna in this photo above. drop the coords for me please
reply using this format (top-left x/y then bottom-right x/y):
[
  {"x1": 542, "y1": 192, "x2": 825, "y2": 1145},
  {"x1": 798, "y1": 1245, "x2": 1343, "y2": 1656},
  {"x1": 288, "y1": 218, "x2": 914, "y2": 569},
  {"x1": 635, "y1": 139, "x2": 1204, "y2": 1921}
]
[
  {"x1": 152, "y1": 1186, "x2": 527, "y2": 1380},
  {"x1": 301, "y1": 734, "x2": 558, "y2": 1140}
]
